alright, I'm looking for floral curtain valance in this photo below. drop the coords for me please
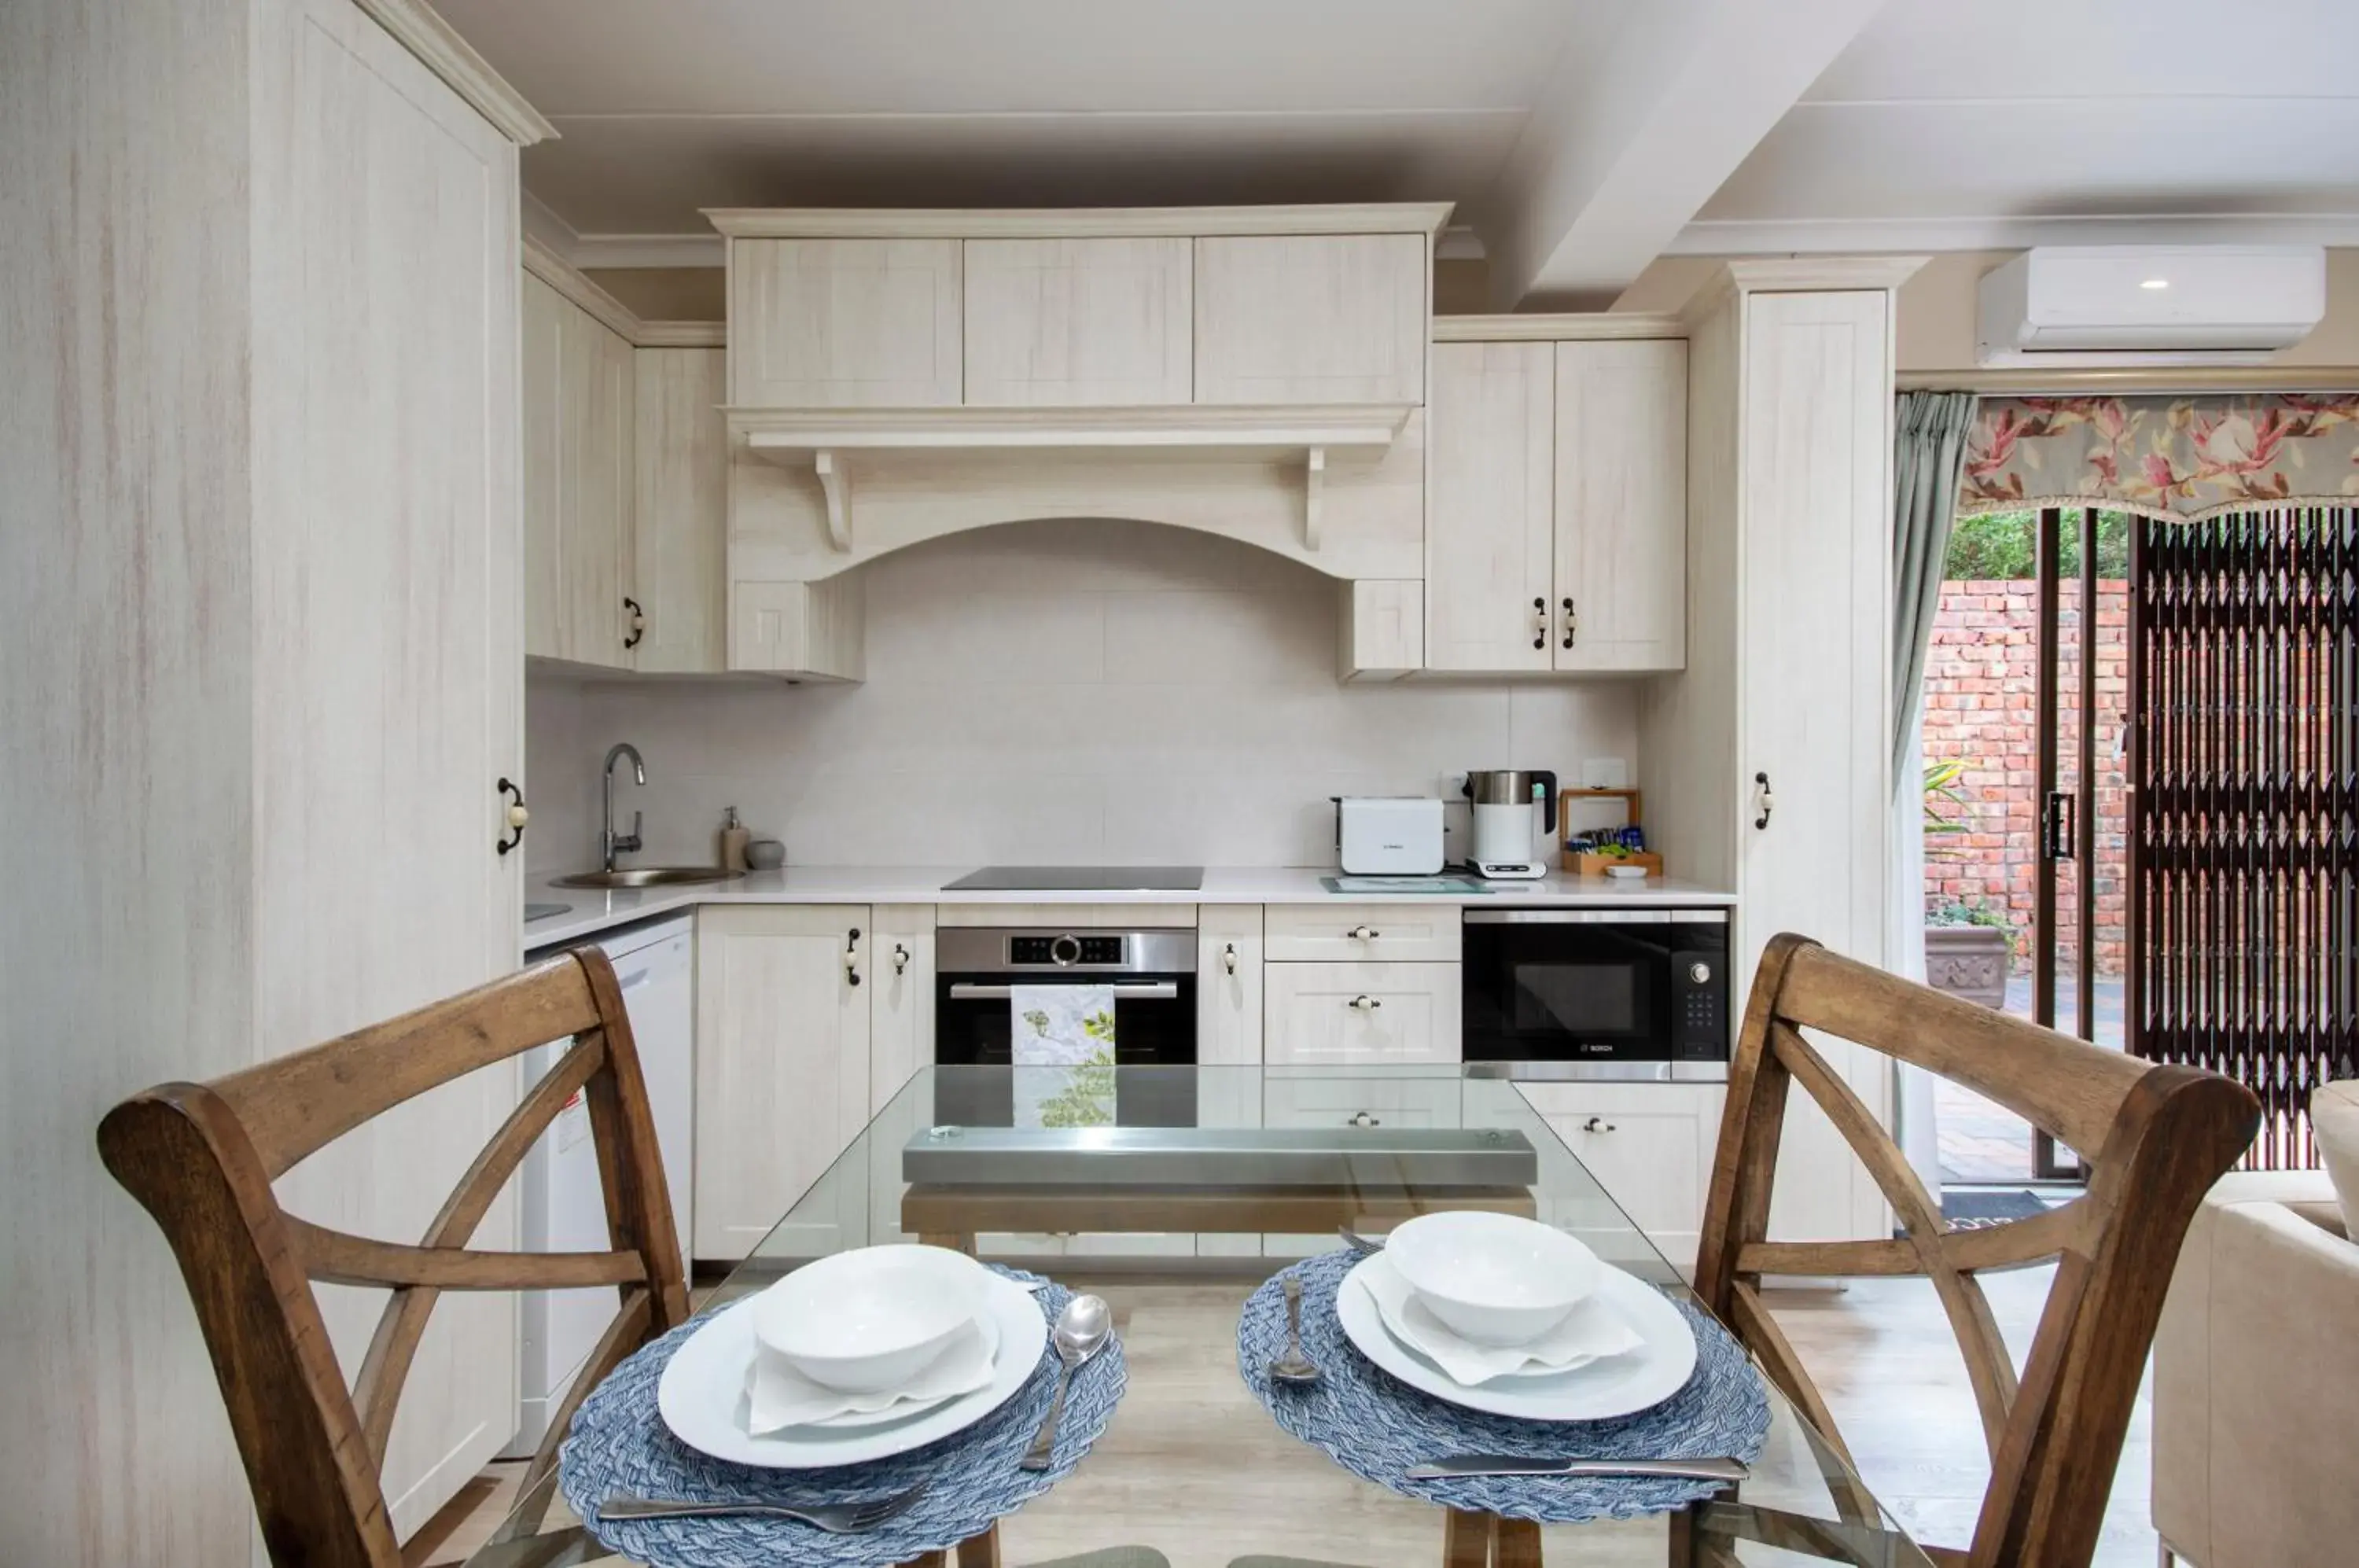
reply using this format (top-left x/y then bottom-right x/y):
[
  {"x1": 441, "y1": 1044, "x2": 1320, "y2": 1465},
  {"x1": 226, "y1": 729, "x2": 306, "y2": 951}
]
[{"x1": 1960, "y1": 394, "x2": 2359, "y2": 520}]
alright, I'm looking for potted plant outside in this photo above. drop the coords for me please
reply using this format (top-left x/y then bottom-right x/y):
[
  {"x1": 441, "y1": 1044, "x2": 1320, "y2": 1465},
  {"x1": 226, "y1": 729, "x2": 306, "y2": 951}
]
[{"x1": 1921, "y1": 761, "x2": 2012, "y2": 1008}]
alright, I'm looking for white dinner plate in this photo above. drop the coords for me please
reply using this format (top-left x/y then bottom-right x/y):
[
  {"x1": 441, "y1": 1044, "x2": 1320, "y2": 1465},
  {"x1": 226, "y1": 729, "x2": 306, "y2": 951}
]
[
  {"x1": 1335, "y1": 1255, "x2": 1698, "y2": 1422},
  {"x1": 657, "y1": 1272, "x2": 1047, "y2": 1468}
]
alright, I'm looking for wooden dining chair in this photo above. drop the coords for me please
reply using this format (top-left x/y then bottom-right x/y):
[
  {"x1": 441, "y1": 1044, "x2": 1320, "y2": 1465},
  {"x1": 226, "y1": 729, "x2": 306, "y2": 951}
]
[
  {"x1": 98, "y1": 948, "x2": 692, "y2": 1568},
  {"x1": 1688, "y1": 934, "x2": 2260, "y2": 1568}
]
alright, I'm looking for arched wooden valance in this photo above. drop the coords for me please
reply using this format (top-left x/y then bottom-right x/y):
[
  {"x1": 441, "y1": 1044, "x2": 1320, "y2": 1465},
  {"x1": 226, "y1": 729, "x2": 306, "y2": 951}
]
[{"x1": 1960, "y1": 393, "x2": 2359, "y2": 521}]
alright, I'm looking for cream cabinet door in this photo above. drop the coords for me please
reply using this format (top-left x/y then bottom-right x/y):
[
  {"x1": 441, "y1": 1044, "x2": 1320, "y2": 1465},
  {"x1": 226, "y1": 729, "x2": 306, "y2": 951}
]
[
  {"x1": 1737, "y1": 289, "x2": 1893, "y2": 1246},
  {"x1": 1193, "y1": 234, "x2": 1426, "y2": 405},
  {"x1": 521, "y1": 272, "x2": 633, "y2": 668},
  {"x1": 631, "y1": 346, "x2": 727, "y2": 672},
  {"x1": 1518, "y1": 1084, "x2": 1724, "y2": 1270},
  {"x1": 1198, "y1": 904, "x2": 1264, "y2": 1068},
  {"x1": 1426, "y1": 341, "x2": 1555, "y2": 672},
  {"x1": 1264, "y1": 903, "x2": 1460, "y2": 963},
  {"x1": 1554, "y1": 340, "x2": 1686, "y2": 672},
  {"x1": 694, "y1": 906, "x2": 873, "y2": 1261},
  {"x1": 962, "y1": 237, "x2": 1191, "y2": 406},
  {"x1": 1263, "y1": 962, "x2": 1460, "y2": 1066},
  {"x1": 868, "y1": 904, "x2": 936, "y2": 1113},
  {"x1": 729, "y1": 238, "x2": 962, "y2": 407}
]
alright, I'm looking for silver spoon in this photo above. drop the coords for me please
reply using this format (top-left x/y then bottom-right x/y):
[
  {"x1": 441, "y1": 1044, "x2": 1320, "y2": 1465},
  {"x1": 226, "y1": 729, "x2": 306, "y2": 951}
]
[
  {"x1": 1268, "y1": 1273, "x2": 1321, "y2": 1385},
  {"x1": 1020, "y1": 1294, "x2": 1112, "y2": 1471}
]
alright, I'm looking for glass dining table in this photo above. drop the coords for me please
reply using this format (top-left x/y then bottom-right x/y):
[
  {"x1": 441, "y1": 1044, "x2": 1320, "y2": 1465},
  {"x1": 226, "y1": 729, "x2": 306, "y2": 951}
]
[{"x1": 462, "y1": 1066, "x2": 1934, "y2": 1568}]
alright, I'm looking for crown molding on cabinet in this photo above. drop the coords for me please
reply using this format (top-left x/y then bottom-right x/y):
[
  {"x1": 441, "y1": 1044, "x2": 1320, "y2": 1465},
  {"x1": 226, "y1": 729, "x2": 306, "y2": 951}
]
[
  {"x1": 704, "y1": 204, "x2": 1456, "y2": 241},
  {"x1": 1677, "y1": 256, "x2": 1930, "y2": 329},
  {"x1": 728, "y1": 403, "x2": 1413, "y2": 555},
  {"x1": 349, "y1": 0, "x2": 555, "y2": 145},
  {"x1": 521, "y1": 236, "x2": 724, "y2": 349},
  {"x1": 1432, "y1": 312, "x2": 1687, "y2": 343}
]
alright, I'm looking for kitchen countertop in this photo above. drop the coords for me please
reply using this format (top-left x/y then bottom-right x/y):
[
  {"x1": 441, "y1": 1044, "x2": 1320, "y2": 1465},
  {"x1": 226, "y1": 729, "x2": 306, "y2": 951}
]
[{"x1": 523, "y1": 866, "x2": 1736, "y2": 951}]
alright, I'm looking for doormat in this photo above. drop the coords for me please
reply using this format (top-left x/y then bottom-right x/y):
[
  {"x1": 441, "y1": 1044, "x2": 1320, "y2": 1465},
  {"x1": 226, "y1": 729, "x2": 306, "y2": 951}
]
[{"x1": 1937, "y1": 1189, "x2": 2052, "y2": 1230}]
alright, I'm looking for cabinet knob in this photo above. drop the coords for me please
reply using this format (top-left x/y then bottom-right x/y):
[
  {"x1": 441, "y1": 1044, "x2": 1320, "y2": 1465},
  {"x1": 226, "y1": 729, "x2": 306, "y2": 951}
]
[
  {"x1": 1562, "y1": 597, "x2": 1576, "y2": 650},
  {"x1": 495, "y1": 778, "x2": 528, "y2": 856},
  {"x1": 1582, "y1": 1115, "x2": 1617, "y2": 1133},
  {"x1": 623, "y1": 595, "x2": 646, "y2": 650},
  {"x1": 892, "y1": 943, "x2": 911, "y2": 976},
  {"x1": 845, "y1": 927, "x2": 862, "y2": 986},
  {"x1": 1347, "y1": 924, "x2": 1380, "y2": 941},
  {"x1": 1348, "y1": 1110, "x2": 1382, "y2": 1128},
  {"x1": 1223, "y1": 942, "x2": 1238, "y2": 975},
  {"x1": 1754, "y1": 771, "x2": 1775, "y2": 830},
  {"x1": 1349, "y1": 994, "x2": 1382, "y2": 1012},
  {"x1": 1532, "y1": 597, "x2": 1547, "y2": 650}
]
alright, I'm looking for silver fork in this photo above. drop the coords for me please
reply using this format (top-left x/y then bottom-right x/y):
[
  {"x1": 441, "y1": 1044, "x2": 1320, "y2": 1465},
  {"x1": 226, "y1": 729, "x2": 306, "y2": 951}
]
[{"x1": 597, "y1": 1479, "x2": 930, "y2": 1533}]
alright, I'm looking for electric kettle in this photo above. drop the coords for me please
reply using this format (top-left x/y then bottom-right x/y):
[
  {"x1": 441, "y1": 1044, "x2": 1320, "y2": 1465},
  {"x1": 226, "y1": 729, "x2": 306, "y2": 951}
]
[{"x1": 1462, "y1": 769, "x2": 1557, "y2": 880}]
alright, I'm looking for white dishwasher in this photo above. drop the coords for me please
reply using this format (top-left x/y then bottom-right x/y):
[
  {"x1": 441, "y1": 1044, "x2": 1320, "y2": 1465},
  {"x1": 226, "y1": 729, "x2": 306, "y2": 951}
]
[{"x1": 505, "y1": 913, "x2": 694, "y2": 1457}]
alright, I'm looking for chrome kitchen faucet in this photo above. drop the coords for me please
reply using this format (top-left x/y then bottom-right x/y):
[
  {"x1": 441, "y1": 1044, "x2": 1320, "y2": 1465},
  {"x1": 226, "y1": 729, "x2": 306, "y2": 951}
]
[{"x1": 602, "y1": 742, "x2": 646, "y2": 871}]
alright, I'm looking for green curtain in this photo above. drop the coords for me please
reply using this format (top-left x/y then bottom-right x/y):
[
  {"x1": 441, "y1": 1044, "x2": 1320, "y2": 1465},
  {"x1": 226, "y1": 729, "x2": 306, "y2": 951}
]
[{"x1": 1892, "y1": 391, "x2": 1978, "y2": 780}]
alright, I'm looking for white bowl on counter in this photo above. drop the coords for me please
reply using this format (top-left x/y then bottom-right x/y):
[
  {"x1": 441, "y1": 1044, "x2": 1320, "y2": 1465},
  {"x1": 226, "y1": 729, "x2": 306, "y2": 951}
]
[
  {"x1": 1382, "y1": 1211, "x2": 1600, "y2": 1347},
  {"x1": 752, "y1": 1244, "x2": 988, "y2": 1393}
]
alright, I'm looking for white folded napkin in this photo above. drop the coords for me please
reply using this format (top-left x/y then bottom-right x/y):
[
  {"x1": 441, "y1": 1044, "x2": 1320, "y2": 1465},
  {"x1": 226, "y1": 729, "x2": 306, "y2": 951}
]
[
  {"x1": 745, "y1": 1310, "x2": 999, "y2": 1435},
  {"x1": 1360, "y1": 1252, "x2": 1642, "y2": 1386}
]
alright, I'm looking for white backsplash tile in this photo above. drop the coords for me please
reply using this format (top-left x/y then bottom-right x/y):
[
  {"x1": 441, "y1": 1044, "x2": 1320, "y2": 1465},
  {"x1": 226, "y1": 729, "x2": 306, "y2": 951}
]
[{"x1": 530, "y1": 521, "x2": 1641, "y2": 874}]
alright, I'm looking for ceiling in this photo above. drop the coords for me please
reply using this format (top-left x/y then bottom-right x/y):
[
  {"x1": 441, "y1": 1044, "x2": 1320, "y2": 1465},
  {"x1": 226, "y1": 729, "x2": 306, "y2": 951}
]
[{"x1": 437, "y1": 0, "x2": 2359, "y2": 308}]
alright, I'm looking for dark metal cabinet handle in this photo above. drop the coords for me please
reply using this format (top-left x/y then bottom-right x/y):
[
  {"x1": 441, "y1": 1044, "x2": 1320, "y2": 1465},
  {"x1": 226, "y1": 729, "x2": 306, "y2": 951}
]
[
  {"x1": 1754, "y1": 772, "x2": 1774, "y2": 830},
  {"x1": 1582, "y1": 1115, "x2": 1617, "y2": 1133},
  {"x1": 496, "y1": 778, "x2": 528, "y2": 856},
  {"x1": 1562, "y1": 597, "x2": 1576, "y2": 650},
  {"x1": 1223, "y1": 942, "x2": 1238, "y2": 974},
  {"x1": 623, "y1": 596, "x2": 646, "y2": 650},
  {"x1": 892, "y1": 943, "x2": 910, "y2": 975},
  {"x1": 1349, "y1": 995, "x2": 1382, "y2": 1012},
  {"x1": 845, "y1": 927, "x2": 862, "y2": 986},
  {"x1": 1348, "y1": 1110, "x2": 1382, "y2": 1128},
  {"x1": 1347, "y1": 924, "x2": 1381, "y2": 941},
  {"x1": 1531, "y1": 597, "x2": 1547, "y2": 650}
]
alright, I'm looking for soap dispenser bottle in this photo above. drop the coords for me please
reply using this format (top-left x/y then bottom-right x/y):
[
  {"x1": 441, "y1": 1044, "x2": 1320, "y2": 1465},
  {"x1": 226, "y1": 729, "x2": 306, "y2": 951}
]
[{"x1": 719, "y1": 805, "x2": 750, "y2": 873}]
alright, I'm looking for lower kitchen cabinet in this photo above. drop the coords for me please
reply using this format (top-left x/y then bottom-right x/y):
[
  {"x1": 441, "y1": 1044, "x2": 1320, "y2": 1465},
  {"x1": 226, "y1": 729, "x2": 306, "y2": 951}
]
[
  {"x1": 1263, "y1": 961, "x2": 1460, "y2": 1066},
  {"x1": 694, "y1": 905, "x2": 872, "y2": 1262},
  {"x1": 1515, "y1": 1083, "x2": 1724, "y2": 1271},
  {"x1": 1198, "y1": 904, "x2": 1264, "y2": 1067}
]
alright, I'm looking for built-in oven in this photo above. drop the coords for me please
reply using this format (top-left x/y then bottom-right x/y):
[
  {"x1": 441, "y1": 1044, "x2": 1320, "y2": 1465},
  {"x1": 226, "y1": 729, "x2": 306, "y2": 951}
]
[
  {"x1": 1460, "y1": 908, "x2": 1730, "y2": 1080},
  {"x1": 933, "y1": 927, "x2": 1198, "y2": 1125}
]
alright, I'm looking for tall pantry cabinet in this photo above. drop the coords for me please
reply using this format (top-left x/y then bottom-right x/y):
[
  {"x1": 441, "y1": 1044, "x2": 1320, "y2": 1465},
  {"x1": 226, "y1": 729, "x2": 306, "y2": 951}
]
[
  {"x1": 3, "y1": 0, "x2": 548, "y2": 1561},
  {"x1": 1640, "y1": 259, "x2": 1923, "y2": 1247}
]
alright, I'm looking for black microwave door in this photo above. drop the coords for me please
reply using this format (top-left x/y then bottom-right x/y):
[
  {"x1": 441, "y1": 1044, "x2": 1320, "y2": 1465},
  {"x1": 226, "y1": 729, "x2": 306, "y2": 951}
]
[{"x1": 1467, "y1": 924, "x2": 1679, "y2": 1061}]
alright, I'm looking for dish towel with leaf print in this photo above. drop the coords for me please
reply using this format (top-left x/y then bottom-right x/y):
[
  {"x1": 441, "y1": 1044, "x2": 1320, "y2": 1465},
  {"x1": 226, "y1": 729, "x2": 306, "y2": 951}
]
[{"x1": 1010, "y1": 985, "x2": 1116, "y2": 1128}]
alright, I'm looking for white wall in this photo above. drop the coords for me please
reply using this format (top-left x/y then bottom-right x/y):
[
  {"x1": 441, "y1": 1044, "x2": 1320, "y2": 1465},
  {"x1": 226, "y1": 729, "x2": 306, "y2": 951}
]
[{"x1": 528, "y1": 520, "x2": 1640, "y2": 873}]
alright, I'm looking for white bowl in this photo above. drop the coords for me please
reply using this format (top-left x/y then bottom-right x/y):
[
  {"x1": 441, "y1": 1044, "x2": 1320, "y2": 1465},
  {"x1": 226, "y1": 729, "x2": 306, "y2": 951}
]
[
  {"x1": 1382, "y1": 1212, "x2": 1599, "y2": 1347},
  {"x1": 752, "y1": 1245, "x2": 988, "y2": 1393}
]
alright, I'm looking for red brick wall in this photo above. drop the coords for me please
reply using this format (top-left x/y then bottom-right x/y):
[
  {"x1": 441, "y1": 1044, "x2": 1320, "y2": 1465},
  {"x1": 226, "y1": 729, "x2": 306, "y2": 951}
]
[{"x1": 1921, "y1": 579, "x2": 2129, "y2": 977}]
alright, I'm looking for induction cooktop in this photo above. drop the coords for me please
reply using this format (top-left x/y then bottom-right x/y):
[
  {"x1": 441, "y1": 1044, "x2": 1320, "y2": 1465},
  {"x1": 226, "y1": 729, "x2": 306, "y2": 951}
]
[{"x1": 941, "y1": 865, "x2": 1205, "y2": 892}]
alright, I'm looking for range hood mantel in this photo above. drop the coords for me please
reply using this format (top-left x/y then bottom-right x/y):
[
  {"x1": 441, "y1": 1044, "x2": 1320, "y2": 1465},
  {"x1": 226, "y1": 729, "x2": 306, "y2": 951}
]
[{"x1": 729, "y1": 403, "x2": 1412, "y2": 553}]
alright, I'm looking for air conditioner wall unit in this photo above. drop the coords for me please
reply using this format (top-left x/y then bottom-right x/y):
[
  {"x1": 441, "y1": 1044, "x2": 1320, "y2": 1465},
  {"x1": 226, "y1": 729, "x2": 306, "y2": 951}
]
[{"x1": 1977, "y1": 245, "x2": 2326, "y2": 367}]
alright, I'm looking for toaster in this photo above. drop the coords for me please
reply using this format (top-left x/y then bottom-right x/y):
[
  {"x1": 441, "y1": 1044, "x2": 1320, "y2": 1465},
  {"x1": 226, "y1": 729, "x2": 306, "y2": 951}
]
[{"x1": 1334, "y1": 796, "x2": 1446, "y2": 875}]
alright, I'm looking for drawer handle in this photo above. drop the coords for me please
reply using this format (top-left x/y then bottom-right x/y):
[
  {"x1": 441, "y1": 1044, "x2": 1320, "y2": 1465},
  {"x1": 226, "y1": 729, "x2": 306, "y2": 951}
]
[
  {"x1": 1348, "y1": 1111, "x2": 1382, "y2": 1128},
  {"x1": 1348, "y1": 925, "x2": 1381, "y2": 941},
  {"x1": 1223, "y1": 942, "x2": 1238, "y2": 975},
  {"x1": 892, "y1": 943, "x2": 911, "y2": 976},
  {"x1": 1582, "y1": 1116, "x2": 1617, "y2": 1133},
  {"x1": 845, "y1": 926, "x2": 862, "y2": 987},
  {"x1": 1349, "y1": 995, "x2": 1382, "y2": 1012}
]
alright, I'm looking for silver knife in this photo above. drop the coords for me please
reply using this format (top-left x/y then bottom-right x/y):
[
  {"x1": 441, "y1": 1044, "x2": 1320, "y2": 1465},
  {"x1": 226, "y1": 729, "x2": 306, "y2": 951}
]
[{"x1": 1404, "y1": 1455, "x2": 1749, "y2": 1483}]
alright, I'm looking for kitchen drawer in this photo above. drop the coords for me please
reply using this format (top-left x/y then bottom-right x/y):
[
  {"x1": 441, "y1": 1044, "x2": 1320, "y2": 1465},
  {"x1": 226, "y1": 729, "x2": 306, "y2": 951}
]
[
  {"x1": 1517, "y1": 1083, "x2": 1724, "y2": 1271},
  {"x1": 1263, "y1": 961, "x2": 1460, "y2": 1066},
  {"x1": 1264, "y1": 903, "x2": 1459, "y2": 963},
  {"x1": 1261, "y1": 1072, "x2": 1463, "y2": 1130}
]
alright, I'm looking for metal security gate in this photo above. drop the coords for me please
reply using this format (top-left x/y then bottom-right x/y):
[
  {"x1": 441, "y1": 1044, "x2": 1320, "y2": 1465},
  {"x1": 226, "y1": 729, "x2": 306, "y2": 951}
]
[{"x1": 2130, "y1": 506, "x2": 2359, "y2": 1167}]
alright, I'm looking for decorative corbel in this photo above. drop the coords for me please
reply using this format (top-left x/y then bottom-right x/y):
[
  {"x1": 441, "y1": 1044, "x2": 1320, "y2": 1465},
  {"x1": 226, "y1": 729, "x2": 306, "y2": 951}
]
[
  {"x1": 814, "y1": 451, "x2": 851, "y2": 552},
  {"x1": 1304, "y1": 446, "x2": 1326, "y2": 550}
]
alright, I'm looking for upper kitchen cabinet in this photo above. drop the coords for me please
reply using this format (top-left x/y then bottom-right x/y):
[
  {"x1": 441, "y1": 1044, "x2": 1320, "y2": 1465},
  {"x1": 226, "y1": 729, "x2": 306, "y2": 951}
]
[
  {"x1": 521, "y1": 264, "x2": 635, "y2": 669},
  {"x1": 1553, "y1": 338, "x2": 1687, "y2": 672},
  {"x1": 1422, "y1": 318, "x2": 1687, "y2": 675},
  {"x1": 962, "y1": 237, "x2": 1192, "y2": 406},
  {"x1": 1193, "y1": 234, "x2": 1427, "y2": 405},
  {"x1": 727, "y1": 237, "x2": 963, "y2": 408},
  {"x1": 633, "y1": 346, "x2": 730, "y2": 672}
]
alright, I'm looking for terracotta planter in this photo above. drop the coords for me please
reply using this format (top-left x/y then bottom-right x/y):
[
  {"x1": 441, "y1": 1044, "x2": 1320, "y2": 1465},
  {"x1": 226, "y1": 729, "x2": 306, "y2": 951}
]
[{"x1": 1925, "y1": 924, "x2": 2011, "y2": 1010}]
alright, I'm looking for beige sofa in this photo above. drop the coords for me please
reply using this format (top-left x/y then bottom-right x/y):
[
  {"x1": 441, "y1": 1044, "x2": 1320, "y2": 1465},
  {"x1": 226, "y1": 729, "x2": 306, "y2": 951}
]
[{"x1": 2152, "y1": 1169, "x2": 2359, "y2": 1568}]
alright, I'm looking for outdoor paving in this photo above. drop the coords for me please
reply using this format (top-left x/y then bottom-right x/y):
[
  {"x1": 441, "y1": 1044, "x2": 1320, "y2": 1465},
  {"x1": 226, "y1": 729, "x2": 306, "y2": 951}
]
[{"x1": 1937, "y1": 974, "x2": 2126, "y2": 1184}]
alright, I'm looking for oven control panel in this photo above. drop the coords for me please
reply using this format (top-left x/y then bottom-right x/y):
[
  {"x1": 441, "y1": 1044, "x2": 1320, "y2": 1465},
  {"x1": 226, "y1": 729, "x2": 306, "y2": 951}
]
[
  {"x1": 1671, "y1": 950, "x2": 1725, "y2": 1058},
  {"x1": 1009, "y1": 933, "x2": 1125, "y2": 966}
]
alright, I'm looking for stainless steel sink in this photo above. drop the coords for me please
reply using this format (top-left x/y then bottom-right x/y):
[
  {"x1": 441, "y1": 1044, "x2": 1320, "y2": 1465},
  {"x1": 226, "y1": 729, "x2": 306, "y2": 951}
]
[{"x1": 551, "y1": 867, "x2": 748, "y2": 889}]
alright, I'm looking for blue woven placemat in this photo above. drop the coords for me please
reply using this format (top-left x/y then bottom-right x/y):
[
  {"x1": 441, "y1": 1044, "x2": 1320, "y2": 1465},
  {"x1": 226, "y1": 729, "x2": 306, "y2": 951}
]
[
  {"x1": 559, "y1": 1267, "x2": 1125, "y2": 1568},
  {"x1": 1237, "y1": 1250, "x2": 1770, "y2": 1523}
]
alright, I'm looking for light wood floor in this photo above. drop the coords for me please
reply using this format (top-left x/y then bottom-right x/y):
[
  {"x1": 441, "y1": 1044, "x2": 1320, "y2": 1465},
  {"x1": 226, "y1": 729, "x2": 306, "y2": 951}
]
[{"x1": 425, "y1": 1266, "x2": 2154, "y2": 1568}]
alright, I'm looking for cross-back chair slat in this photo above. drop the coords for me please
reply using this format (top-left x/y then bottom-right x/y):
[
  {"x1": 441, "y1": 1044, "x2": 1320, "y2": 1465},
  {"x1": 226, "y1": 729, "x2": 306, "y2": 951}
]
[
  {"x1": 98, "y1": 948, "x2": 692, "y2": 1568},
  {"x1": 1692, "y1": 933, "x2": 2260, "y2": 1568}
]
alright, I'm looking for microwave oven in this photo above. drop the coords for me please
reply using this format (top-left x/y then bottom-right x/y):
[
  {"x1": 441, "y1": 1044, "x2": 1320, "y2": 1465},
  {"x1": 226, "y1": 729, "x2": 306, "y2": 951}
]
[{"x1": 1459, "y1": 908, "x2": 1730, "y2": 1080}]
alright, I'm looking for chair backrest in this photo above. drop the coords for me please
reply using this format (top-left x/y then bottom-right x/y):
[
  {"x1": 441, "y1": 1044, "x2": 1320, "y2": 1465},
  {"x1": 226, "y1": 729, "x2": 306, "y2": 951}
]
[
  {"x1": 98, "y1": 948, "x2": 692, "y2": 1568},
  {"x1": 1695, "y1": 934, "x2": 2259, "y2": 1568}
]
